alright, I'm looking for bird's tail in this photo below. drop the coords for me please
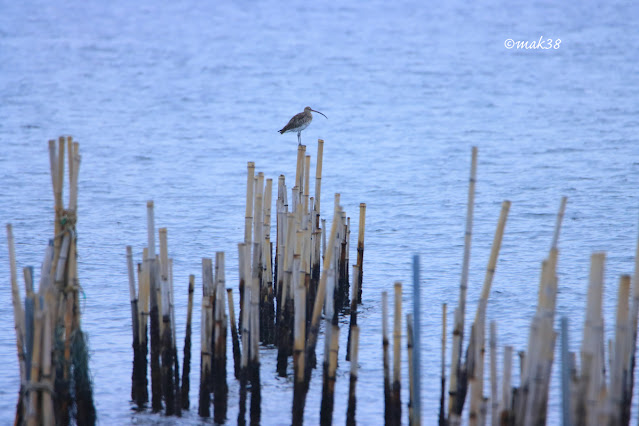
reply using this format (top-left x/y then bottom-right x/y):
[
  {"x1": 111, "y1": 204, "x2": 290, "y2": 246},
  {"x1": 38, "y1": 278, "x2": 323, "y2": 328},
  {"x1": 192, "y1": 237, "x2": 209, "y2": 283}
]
[{"x1": 278, "y1": 129, "x2": 284, "y2": 134}]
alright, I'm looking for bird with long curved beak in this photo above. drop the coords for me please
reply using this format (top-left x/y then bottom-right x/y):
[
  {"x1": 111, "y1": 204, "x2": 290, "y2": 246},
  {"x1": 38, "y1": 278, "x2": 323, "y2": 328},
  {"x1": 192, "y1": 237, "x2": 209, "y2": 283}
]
[{"x1": 278, "y1": 106, "x2": 327, "y2": 145}]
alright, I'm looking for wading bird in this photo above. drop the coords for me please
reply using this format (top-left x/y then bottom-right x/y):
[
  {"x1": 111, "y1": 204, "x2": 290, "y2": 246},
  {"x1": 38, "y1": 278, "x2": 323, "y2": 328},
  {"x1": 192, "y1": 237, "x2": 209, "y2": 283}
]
[{"x1": 278, "y1": 106, "x2": 327, "y2": 145}]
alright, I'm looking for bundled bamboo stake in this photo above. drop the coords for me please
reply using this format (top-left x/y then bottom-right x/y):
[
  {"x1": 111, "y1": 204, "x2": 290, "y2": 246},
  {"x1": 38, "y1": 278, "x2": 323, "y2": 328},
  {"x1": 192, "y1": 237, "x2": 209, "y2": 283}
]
[
  {"x1": 625, "y1": 210, "x2": 639, "y2": 425},
  {"x1": 391, "y1": 282, "x2": 402, "y2": 426},
  {"x1": 304, "y1": 197, "x2": 342, "y2": 386},
  {"x1": 213, "y1": 252, "x2": 228, "y2": 424},
  {"x1": 449, "y1": 146, "x2": 478, "y2": 420},
  {"x1": 181, "y1": 275, "x2": 195, "y2": 410},
  {"x1": 382, "y1": 291, "x2": 391, "y2": 425},
  {"x1": 199, "y1": 258, "x2": 214, "y2": 417},
  {"x1": 238, "y1": 244, "x2": 249, "y2": 426},
  {"x1": 262, "y1": 178, "x2": 276, "y2": 345},
  {"x1": 346, "y1": 325, "x2": 360, "y2": 426},
  {"x1": 227, "y1": 288, "x2": 242, "y2": 380}
]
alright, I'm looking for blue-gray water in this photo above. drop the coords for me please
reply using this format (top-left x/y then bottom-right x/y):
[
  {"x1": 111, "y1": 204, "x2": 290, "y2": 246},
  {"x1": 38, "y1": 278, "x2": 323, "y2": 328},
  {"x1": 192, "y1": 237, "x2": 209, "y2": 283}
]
[{"x1": 1, "y1": 1, "x2": 639, "y2": 424}]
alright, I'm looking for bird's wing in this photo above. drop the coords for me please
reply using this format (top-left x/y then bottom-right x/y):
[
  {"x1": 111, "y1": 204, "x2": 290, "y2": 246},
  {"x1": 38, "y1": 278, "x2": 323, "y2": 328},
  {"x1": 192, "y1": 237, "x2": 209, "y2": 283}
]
[{"x1": 279, "y1": 112, "x2": 306, "y2": 133}]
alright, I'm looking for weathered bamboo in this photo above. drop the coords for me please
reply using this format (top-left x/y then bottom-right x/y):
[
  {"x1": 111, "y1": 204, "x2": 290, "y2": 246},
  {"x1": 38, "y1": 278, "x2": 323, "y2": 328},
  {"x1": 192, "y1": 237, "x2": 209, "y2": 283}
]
[
  {"x1": 626, "y1": 209, "x2": 639, "y2": 425},
  {"x1": 213, "y1": 252, "x2": 228, "y2": 424},
  {"x1": 127, "y1": 246, "x2": 141, "y2": 403},
  {"x1": 501, "y1": 346, "x2": 513, "y2": 424},
  {"x1": 304, "y1": 198, "x2": 342, "y2": 386},
  {"x1": 382, "y1": 291, "x2": 391, "y2": 425},
  {"x1": 320, "y1": 325, "x2": 340, "y2": 426},
  {"x1": 392, "y1": 282, "x2": 402, "y2": 425},
  {"x1": 439, "y1": 304, "x2": 446, "y2": 426},
  {"x1": 40, "y1": 304, "x2": 54, "y2": 425},
  {"x1": 346, "y1": 323, "x2": 360, "y2": 426},
  {"x1": 468, "y1": 303, "x2": 484, "y2": 426},
  {"x1": 26, "y1": 298, "x2": 43, "y2": 426},
  {"x1": 304, "y1": 155, "x2": 311, "y2": 215},
  {"x1": 7, "y1": 224, "x2": 26, "y2": 422},
  {"x1": 314, "y1": 139, "x2": 324, "y2": 216},
  {"x1": 242, "y1": 162, "x2": 255, "y2": 330},
  {"x1": 356, "y1": 203, "x2": 366, "y2": 304},
  {"x1": 292, "y1": 253, "x2": 306, "y2": 426},
  {"x1": 136, "y1": 249, "x2": 150, "y2": 406},
  {"x1": 580, "y1": 252, "x2": 606, "y2": 426},
  {"x1": 159, "y1": 228, "x2": 175, "y2": 416},
  {"x1": 607, "y1": 275, "x2": 630, "y2": 424},
  {"x1": 449, "y1": 146, "x2": 478, "y2": 419},
  {"x1": 227, "y1": 288, "x2": 242, "y2": 380},
  {"x1": 181, "y1": 275, "x2": 195, "y2": 410},
  {"x1": 407, "y1": 314, "x2": 415, "y2": 426},
  {"x1": 263, "y1": 178, "x2": 275, "y2": 345},
  {"x1": 199, "y1": 258, "x2": 214, "y2": 417},
  {"x1": 146, "y1": 202, "x2": 163, "y2": 412},
  {"x1": 489, "y1": 321, "x2": 498, "y2": 426},
  {"x1": 346, "y1": 264, "x2": 359, "y2": 361},
  {"x1": 560, "y1": 318, "x2": 571, "y2": 426}
]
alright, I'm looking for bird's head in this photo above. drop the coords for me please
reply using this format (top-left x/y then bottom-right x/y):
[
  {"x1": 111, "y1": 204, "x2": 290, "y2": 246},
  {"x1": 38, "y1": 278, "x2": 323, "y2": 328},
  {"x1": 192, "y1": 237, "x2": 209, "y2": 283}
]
[{"x1": 306, "y1": 106, "x2": 327, "y2": 119}]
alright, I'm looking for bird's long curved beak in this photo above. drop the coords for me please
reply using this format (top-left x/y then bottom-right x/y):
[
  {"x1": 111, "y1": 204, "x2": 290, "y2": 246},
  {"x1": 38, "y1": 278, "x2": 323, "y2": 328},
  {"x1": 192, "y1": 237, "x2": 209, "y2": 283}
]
[{"x1": 311, "y1": 109, "x2": 328, "y2": 119}]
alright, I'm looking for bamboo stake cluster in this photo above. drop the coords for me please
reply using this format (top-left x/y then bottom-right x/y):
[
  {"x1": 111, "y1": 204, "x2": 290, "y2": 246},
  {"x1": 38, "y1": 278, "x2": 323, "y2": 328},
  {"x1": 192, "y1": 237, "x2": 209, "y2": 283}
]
[
  {"x1": 7, "y1": 137, "x2": 95, "y2": 426},
  {"x1": 233, "y1": 141, "x2": 366, "y2": 425},
  {"x1": 127, "y1": 203, "x2": 184, "y2": 416}
]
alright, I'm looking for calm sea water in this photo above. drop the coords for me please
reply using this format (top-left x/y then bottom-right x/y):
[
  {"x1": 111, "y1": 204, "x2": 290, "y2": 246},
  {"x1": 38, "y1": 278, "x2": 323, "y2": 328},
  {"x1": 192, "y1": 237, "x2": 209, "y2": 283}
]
[{"x1": 1, "y1": 1, "x2": 639, "y2": 424}]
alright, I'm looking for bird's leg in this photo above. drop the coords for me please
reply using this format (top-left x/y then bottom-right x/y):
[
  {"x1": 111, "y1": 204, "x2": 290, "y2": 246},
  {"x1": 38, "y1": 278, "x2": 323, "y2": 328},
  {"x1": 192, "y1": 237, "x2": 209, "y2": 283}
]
[{"x1": 297, "y1": 131, "x2": 301, "y2": 145}]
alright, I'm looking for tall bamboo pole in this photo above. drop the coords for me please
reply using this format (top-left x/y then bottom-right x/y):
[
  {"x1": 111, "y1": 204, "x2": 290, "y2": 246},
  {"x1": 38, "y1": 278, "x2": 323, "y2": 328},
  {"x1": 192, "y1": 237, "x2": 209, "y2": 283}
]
[
  {"x1": 346, "y1": 324, "x2": 360, "y2": 426},
  {"x1": 449, "y1": 146, "x2": 478, "y2": 418},
  {"x1": 181, "y1": 275, "x2": 195, "y2": 410},
  {"x1": 7, "y1": 224, "x2": 26, "y2": 420},
  {"x1": 392, "y1": 282, "x2": 402, "y2": 425},
  {"x1": 382, "y1": 291, "x2": 391, "y2": 425}
]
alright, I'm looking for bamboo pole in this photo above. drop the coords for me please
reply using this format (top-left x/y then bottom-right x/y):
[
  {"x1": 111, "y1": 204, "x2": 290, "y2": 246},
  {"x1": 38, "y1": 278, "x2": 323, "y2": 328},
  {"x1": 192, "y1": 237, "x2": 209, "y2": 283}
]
[
  {"x1": 356, "y1": 203, "x2": 366, "y2": 304},
  {"x1": 439, "y1": 304, "x2": 446, "y2": 426},
  {"x1": 608, "y1": 275, "x2": 630, "y2": 424},
  {"x1": 181, "y1": 275, "x2": 195, "y2": 410},
  {"x1": 304, "y1": 155, "x2": 311, "y2": 215},
  {"x1": 382, "y1": 291, "x2": 391, "y2": 425},
  {"x1": 551, "y1": 196, "x2": 567, "y2": 250},
  {"x1": 40, "y1": 304, "x2": 54, "y2": 425},
  {"x1": 408, "y1": 314, "x2": 415, "y2": 426},
  {"x1": 392, "y1": 282, "x2": 402, "y2": 425},
  {"x1": 449, "y1": 146, "x2": 478, "y2": 417},
  {"x1": 6, "y1": 224, "x2": 26, "y2": 414},
  {"x1": 626, "y1": 209, "x2": 639, "y2": 425},
  {"x1": 501, "y1": 346, "x2": 513, "y2": 424},
  {"x1": 242, "y1": 162, "x2": 255, "y2": 330},
  {"x1": 490, "y1": 321, "x2": 498, "y2": 426},
  {"x1": 136, "y1": 249, "x2": 150, "y2": 406},
  {"x1": 580, "y1": 252, "x2": 606, "y2": 426},
  {"x1": 213, "y1": 252, "x2": 228, "y2": 424},
  {"x1": 292, "y1": 253, "x2": 306, "y2": 426},
  {"x1": 314, "y1": 140, "x2": 324, "y2": 216},
  {"x1": 199, "y1": 258, "x2": 214, "y2": 417},
  {"x1": 127, "y1": 246, "x2": 141, "y2": 402},
  {"x1": 320, "y1": 325, "x2": 340, "y2": 426},
  {"x1": 560, "y1": 317, "x2": 571, "y2": 426},
  {"x1": 346, "y1": 264, "x2": 359, "y2": 361},
  {"x1": 26, "y1": 297, "x2": 43, "y2": 426},
  {"x1": 227, "y1": 289, "x2": 241, "y2": 380},
  {"x1": 414, "y1": 255, "x2": 423, "y2": 426},
  {"x1": 346, "y1": 324, "x2": 360, "y2": 426}
]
